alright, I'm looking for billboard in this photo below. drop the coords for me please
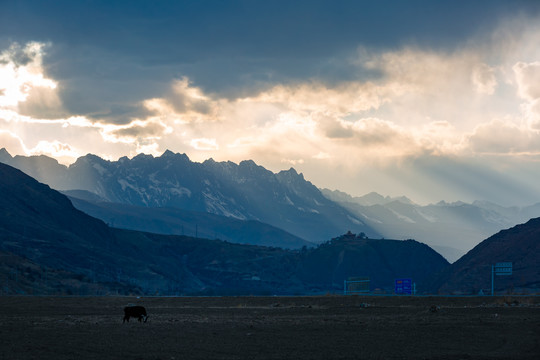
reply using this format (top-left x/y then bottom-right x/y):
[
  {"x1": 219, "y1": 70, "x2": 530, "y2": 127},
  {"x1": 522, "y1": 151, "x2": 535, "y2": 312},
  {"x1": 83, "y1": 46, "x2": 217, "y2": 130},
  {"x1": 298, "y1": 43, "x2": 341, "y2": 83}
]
[
  {"x1": 395, "y1": 278, "x2": 412, "y2": 294},
  {"x1": 344, "y1": 277, "x2": 370, "y2": 294}
]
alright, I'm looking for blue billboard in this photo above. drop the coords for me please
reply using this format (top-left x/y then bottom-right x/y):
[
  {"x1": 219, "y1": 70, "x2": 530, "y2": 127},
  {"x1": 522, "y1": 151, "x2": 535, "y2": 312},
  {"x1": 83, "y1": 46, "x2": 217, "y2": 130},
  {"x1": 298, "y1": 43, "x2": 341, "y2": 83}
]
[{"x1": 395, "y1": 278, "x2": 412, "y2": 294}]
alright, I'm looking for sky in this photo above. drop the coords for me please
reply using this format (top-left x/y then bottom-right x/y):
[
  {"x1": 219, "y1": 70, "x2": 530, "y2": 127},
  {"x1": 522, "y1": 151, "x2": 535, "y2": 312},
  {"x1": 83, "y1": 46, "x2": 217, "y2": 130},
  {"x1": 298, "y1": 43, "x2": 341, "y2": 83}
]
[{"x1": 1, "y1": 0, "x2": 540, "y2": 206}]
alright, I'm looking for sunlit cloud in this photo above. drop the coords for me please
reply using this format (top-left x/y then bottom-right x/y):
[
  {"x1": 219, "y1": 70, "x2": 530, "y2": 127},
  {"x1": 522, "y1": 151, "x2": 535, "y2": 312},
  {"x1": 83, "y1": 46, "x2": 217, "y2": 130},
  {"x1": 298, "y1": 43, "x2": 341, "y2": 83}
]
[
  {"x1": 0, "y1": 42, "x2": 57, "y2": 108},
  {"x1": 28, "y1": 140, "x2": 81, "y2": 159},
  {"x1": 281, "y1": 158, "x2": 304, "y2": 166},
  {"x1": 0, "y1": 130, "x2": 27, "y2": 154},
  {"x1": 466, "y1": 120, "x2": 540, "y2": 155},
  {"x1": 471, "y1": 64, "x2": 497, "y2": 95},
  {"x1": 513, "y1": 61, "x2": 540, "y2": 130},
  {"x1": 312, "y1": 152, "x2": 331, "y2": 160},
  {"x1": 190, "y1": 138, "x2": 219, "y2": 151},
  {"x1": 513, "y1": 61, "x2": 540, "y2": 101}
]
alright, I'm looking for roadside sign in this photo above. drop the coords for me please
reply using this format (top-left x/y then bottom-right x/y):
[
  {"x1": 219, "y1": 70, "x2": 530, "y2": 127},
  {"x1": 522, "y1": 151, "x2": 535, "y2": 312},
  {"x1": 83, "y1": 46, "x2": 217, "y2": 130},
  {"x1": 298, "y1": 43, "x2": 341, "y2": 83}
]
[
  {"x1": 395, "y1": 278, "x2": 412, "y2": 294},
  {"x1": 492, "y1": 262, "x2": 513, "y2": 295},
  {"x1": 495, "y1": 262, "x2": 512, "y2": 275},
  {"x1": 344, "y1": 277, "x2": 370, "y2": 295}
]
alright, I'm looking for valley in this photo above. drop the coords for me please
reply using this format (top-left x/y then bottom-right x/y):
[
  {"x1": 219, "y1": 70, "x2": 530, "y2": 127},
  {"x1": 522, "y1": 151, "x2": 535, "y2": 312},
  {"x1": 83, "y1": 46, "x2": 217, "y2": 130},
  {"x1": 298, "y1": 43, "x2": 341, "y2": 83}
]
[{"x1": 1, "y1": 152, "x2": 539, "y2": 296}]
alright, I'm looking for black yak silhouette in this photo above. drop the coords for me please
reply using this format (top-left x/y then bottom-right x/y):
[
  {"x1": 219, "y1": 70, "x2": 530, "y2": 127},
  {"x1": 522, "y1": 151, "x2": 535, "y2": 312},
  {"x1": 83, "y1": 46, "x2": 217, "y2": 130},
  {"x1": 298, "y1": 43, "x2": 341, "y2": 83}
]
[{"x1": 123, "y1": 305, "x2": 148, "y2": 323}]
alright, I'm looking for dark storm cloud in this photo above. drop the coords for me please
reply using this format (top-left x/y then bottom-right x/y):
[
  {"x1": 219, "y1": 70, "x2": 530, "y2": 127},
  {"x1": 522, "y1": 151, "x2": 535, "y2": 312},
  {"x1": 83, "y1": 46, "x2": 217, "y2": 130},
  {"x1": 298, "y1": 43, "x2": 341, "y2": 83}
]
[
  {"x1": 1, "y1": 0, "x2": 539, "y2": 122},
  {"x1": 109, "y1": 121, "x2": 167, "y2": 139}
]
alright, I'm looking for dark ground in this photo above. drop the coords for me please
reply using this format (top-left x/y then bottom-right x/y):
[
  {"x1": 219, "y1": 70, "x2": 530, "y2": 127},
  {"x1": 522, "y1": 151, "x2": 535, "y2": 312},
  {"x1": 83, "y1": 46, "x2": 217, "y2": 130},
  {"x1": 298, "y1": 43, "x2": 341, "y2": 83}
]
[{"x1": 0, "y1": 295, "x2": 538, "y2": 359}]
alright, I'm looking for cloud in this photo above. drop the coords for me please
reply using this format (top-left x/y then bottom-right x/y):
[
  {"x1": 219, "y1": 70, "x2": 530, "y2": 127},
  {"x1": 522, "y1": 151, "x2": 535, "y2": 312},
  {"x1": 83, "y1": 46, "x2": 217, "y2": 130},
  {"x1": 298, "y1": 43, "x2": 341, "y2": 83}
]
[
  {"x1": 472, "y1": 63, "x2": 497, "y2": 95},
  {"x1": 513, "y1": 61, "x2": 540, "y2": 129},
  {"x1": 281, "y1": 158, "x2": 304, "y2": 166},
  {"x1": 466, "y1": 120, "x2": 540, "y2": 154},
  {"x1": 312, "y1": 151, "x2": 331, "y2": 160},
  {"x1": 1, "y1": 12, "x2": 540, "y2": 206},
  {"x1": 17, "y1": 85, "x2": 66, "y2": 119},
  {"x1": 0, "y1": 42, "x2": 58, "y2": 109},
  {"x1": 143, "y1": 78, "x2": 224, "y2": 126},
  {"x1": 100, "y1": 120, "x2": 172, "y2": 144},
  {"x1": 514, "y1": 61, "x2": 540, "y2": 101},
  {"x1": 28, "y1": 140, "x2": 80, "y2": 159},
  {"x1": 0, "y1": 130, "x2": 26, "y2": 154},
  {"x1": 190, "y1": 138, "x2": 219, "y2": 151}
]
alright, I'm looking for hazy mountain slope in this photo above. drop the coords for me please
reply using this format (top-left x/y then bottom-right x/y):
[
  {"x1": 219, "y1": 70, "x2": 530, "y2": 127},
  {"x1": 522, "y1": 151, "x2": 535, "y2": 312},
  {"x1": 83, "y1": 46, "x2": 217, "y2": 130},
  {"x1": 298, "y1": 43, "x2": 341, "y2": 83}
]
[
  {"x1": 66, "y1": 195, "x2": 314, "y2": 249},
  {"x1": 0, "y1": 162, "x2": 112, "y2": 249},
  {"x1": 434, "y1": 218, "x2": 540, "y2": 294},
  {"x1": 0, "y1": 162, "x2": 143, "y2": 294},
  {"x1": 0, "y1": 162, "x2": 448, "y2": 295},
  {"x1": 322, "y1": 189, "x2": 540, "y2": 262},
  {"x1": 1, "y1": 149, "x2": 378, "y2": 242},
  {"x1": 0, "y1": 161, "x2": 296, "y2": 294}
]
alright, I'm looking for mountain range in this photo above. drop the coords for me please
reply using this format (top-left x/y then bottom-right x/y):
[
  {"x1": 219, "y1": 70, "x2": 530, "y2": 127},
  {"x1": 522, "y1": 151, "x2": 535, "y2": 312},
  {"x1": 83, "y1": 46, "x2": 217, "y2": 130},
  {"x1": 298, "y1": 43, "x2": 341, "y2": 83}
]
[
  {"x1": 0, "y1": 149, "x2": 378, "y2": 245},
  {"x1": 322, "y1": 189, "x2": 540, "y2": 262},
  {"x1": 0, "y1": 162, "x2": 450, "y2": 295},
  {"x1": 2, "y1": 149, "x2": 539, "y2": 263}
]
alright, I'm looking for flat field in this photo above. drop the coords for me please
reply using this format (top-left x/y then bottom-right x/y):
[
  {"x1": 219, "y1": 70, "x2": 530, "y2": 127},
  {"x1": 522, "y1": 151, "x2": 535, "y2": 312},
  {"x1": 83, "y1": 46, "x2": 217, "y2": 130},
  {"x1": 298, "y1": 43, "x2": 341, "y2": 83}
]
[{"x1": 0, "y1": 295, "x2": 538, "y2": 359}]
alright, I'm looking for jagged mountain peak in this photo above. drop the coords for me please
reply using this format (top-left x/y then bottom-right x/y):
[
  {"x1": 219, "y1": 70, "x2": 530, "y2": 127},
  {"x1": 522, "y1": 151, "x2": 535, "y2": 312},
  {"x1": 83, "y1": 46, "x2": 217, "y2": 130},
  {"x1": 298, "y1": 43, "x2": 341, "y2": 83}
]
[
  {"x1": 159, "y1": 149, "x2": 190, "y2": 161},
  {"x1": 132, "y1": 153, "x2": 154, "y2": 161},
  {"x1": 237, "y1": 159, "x2": 275, "y2": 178},
  {"x1": 72, "y1": 153, "x2": 109, "y2": 165},
  {"x1": 277, "y1": 167, "x2": 305, "y2": 182},
  {"x1": 0, "y1": 147, "x2": 12, "y2": 159},
  {"x1": 161, "y1": 149, "x2": 176, "y2": 157},
  {"x1": 238, "y1": 159, "x2": 258, "y2": 168}
]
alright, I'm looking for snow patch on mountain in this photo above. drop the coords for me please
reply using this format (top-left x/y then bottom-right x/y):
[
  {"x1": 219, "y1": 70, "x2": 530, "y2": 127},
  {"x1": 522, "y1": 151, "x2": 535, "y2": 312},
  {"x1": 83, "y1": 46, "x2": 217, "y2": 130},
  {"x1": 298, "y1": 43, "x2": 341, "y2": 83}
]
[
  {"x1": 284, "y1": 195, "x2": 294, "y2": 206},
  {"x1": 388, "y1": 208, "x2": 415, "y2": 223},
  {"x1": 415, "y1": 208, "x2": 437, "y2": 222},
  {"x1": 347, "y1": 215, "x2": 364, "y2": 225},
  {"x1": 92, "y1": 163, "x2": 107, "y2": 176},
  {"x1": 358, "y1": 212, "x2": 383, "y2": 224},
  {"x1": 203, "y1": 191, "x2": 247, "y2": 220},
  {"x1": 169, "y1": 187, "x2": 191, "y2": 197}
]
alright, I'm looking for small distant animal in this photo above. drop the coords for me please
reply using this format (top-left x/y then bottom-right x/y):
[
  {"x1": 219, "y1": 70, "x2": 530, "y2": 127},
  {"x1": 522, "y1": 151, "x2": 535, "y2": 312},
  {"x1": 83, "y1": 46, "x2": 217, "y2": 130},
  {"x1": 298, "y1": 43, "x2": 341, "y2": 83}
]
[{"x1": 123, "y1": 305, "x2": 148, "y2": 323}]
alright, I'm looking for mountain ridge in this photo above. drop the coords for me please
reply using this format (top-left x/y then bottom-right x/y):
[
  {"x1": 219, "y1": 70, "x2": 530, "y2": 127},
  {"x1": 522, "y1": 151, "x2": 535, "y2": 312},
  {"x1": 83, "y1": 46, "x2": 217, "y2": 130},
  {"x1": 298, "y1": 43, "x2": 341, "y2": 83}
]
[
  {"x1": 0, "y1": 148, "x2": 378, "y2": 243},
  {"x1": 321, "y1": 188, "x2": 540, "y2": 262},
  {"x1": 433, "y1": 217, "x2": 540, "y2": 294}
]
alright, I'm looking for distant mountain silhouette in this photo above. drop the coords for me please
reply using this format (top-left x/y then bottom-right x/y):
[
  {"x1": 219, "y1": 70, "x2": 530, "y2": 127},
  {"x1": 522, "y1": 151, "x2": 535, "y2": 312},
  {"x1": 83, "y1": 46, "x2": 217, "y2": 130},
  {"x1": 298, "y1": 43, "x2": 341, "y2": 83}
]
[
  {"x1": 322, "y1": 188, "x2": 540, "y2": 262},
  {"x1": 0, "y1": 149, "x2": 379, "y2": 243},
  {"x1": 0, "y1": 162, "x2": 449, "y2": 295},
  {"x1": 433, "y1": 218, "x2": 540, "y2": 294}
]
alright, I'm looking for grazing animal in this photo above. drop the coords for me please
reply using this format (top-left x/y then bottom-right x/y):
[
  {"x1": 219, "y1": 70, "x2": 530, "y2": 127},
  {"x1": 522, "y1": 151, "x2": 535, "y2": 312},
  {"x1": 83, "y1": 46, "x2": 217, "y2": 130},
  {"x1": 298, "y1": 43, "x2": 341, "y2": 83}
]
[{"x1": 123, "y1": 305, "x2": 148, "y2": 323}]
